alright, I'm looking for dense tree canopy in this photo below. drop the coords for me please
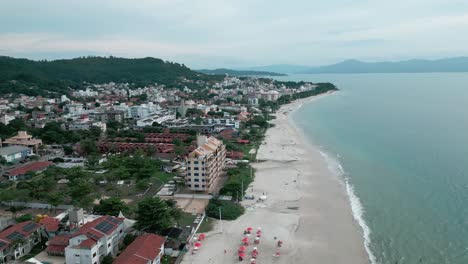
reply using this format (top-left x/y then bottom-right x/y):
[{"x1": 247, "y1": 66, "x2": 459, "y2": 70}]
[{"x1": 135, "y1": 197, "x2": 181, "y2": 234}]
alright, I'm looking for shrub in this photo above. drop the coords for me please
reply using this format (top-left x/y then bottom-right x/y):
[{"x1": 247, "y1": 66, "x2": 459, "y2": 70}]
[{"x1": 206, "y1": 199, "x2": 244, "y2": 220}]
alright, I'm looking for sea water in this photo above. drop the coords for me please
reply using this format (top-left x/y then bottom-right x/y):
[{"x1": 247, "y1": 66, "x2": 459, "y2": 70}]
[{"x1": 278, "y1": 73, "x2": 468, "y2": 264}]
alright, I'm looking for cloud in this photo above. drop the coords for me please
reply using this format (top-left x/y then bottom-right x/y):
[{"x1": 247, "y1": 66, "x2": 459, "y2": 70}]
[{"x1": 2, "y1": 0, "x2": 468, "y2": 67}]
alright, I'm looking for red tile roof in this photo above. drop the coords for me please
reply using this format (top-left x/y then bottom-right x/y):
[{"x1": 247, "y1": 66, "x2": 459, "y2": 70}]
[
  {"x1": 40, "y1": 217, "x2": 60, "y2": 232},
  {"x1": 113, "y1": 234, "x2": 165, "y2": 264},
  {"x1": 46, "y1": 234, "x2": 71, "y2": 254},
  {"x1": 71, "y1": 216, "x2": 123, "y2": 249},
  {"x1": 0, "y1": 221, "x2": 43, "y2": 251},
  {"x1": 7, "y1": 161, "x2": 53, "y2": 176}
]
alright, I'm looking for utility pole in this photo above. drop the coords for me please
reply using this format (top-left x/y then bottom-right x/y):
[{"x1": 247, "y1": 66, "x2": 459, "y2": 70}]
[
  {"x1": 219, "y1": 207, "x2": 223, "y2": 233},
  {"x1": 241, "y1": 179, "x2": 244, "y2": 201}
]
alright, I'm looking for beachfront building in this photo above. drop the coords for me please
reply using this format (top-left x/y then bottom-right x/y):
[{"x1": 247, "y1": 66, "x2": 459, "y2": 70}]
[
  {"x1": 64, "y1": 216, "x2": 125, "y2": 264},
  {"x1": 185, "y1": 136, "x2": 226, "y2": 193},
  {"x1": 2, "y1": 131, "x2": 42, "y2": 153}
]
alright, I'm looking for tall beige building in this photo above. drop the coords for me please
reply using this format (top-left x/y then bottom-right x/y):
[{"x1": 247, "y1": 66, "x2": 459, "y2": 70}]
[{"x1": 185, "y1": 136, "x2": 226, "y2": 193}]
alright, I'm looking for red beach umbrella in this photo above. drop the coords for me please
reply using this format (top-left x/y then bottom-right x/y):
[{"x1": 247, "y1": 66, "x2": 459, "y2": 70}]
[
  {"x1": 194, "y1": 242, "x2": 202, "y2": 247},
  {"x1": 242, "y1": 237, "x2": 249, "y2": 243},
  {"x1": 198, "y1": 234, "x2": 206, "y2": 240},
  {"x1": 238, "y1": 252, "x2": 246, "y2": 257},
  {"x1": 247, "y1": 227, "x2": 253, "y2": 231},
  {"x1": 239, "y1": 246, "x2": 247, "y2": 252}
]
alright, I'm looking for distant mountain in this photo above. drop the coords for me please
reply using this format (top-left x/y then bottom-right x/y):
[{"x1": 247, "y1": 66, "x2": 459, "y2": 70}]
[
  {"x1": 0, "y1": 56, "x2": 221, "y2": 96},
  {"x1": 196, "y1": 68, "x2": 286, "y2": 77},
  {"x1": 301, "y1": 57, "x2": 468, "y2": 73},
  {"x1": 238, "y1": 64, "x2": 311, "y2": 74}
]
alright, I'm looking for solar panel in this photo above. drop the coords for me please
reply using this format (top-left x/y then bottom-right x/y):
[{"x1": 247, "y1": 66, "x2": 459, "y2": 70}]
[
  {"x1": 23, "y1": 222, "x2": 38, "y2": 232},
  {"x1": 7, "y1": 231, "x2": 25, "y2": 241},
  {"x1": 107, "y1": 217, "x2": 121, "y2": 224},
  {"x1": 95, "y1": 221, "x2": 115, "y2": 234}
]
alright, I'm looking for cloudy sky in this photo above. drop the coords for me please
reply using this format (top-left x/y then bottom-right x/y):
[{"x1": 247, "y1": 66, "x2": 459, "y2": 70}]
[{"x1": 2, "y1": 0, "x2": 468, "y2": 68}]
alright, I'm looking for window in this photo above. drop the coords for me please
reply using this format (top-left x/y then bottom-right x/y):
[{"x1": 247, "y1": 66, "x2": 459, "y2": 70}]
[
  {"x1": 202, "y1": 173, "x2": 205, "y2": 176},
  {"x1": 194, "y1": 184, "x2": 200, "y2": 188},
  {"x1": 188, "y1": 184, "x2": 192, "y2": 187},
  {"x1": 187, "y1": 161, "x2": 191, "y2": 164},
  {"x1": 194, "y1": 167, "x2": 199, "y2": 171},
  {"x1": 202, "y1": 185, "x2": 206, "y2": 188},
  {"x1": 75, "y1": 254, "x2": 80, "y2": 257},
  {"x1": 194, "y1": 179, "x2": 199, "y2": 182},
  {"x1": 108, "y1": 243, "x2": 111, "y2": 247},
  {"x1": 93, "y1": 253, "x2": 96, "y2": 257},
  {"x1": 202, "y1": 161, "x2": 205, "y2": 164},
  {"x1": 187, "y1": 173, "x2": 191, "y2": 176},
  {"x1": 194, "y1": 173, "x2": 199, "y2": 176},
  {"x1": 194, "y1": 161, "x2": 199, "y2": 164},
  {"x1": 202, "y1": 179, "x2": 205, "y2": 182},
  {"x1": 187, "y1": 178, "x2": 191, "y2": 181}
]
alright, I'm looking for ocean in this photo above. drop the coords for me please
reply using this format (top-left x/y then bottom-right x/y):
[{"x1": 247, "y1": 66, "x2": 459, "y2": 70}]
[{"x1": 276, "y1": 73, "x2": 468, "y2": 264}]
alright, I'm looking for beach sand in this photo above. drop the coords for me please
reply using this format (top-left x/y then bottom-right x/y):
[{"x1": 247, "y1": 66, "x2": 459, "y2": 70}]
[{"x1": 182, "y1": 93, "x2": 369, "y2": 264}]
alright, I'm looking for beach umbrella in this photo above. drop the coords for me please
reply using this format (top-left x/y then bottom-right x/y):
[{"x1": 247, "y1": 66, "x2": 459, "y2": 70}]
[
  {"x1": 239, "y1": 246, "x2": 247, "y2": 252},
  {"x1": 194, "y1": 242, "x2": 202, "y2": 247},
  {"x1": 198, "y1": 234, "x2": 206, "y2": 240},
  {"x1": 242, "y1": 237, "x2": 249, "y2": 243},
  {"x1": 252, "y1": 251, "x2": 258, "y2": 258},
  {"x1": 247, "y1": 227, "x2": 253, "y2": 231},
  {"x1": 238, "y1": 252, "x2": 246, "y2": 257}
]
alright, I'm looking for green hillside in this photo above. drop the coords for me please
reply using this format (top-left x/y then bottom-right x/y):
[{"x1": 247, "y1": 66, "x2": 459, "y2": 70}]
[{"x1": 0, "y1": 56, "x2": 221, "y2": 96}]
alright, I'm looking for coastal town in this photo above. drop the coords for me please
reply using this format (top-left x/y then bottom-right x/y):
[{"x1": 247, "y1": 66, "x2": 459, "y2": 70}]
[{"x1": 0, "y1": 70, "x2": 336, "y2": 264}]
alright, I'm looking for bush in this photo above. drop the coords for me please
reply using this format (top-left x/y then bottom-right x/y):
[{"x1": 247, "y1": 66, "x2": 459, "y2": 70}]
[{"x1": 206, "y1": 199, "x2": 244, "y2": 220}]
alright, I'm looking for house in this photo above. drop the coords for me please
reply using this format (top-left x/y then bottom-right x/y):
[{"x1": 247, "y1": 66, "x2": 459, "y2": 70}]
[
  {"x1": 0, "y1": 221, "x2": 44, "y2": 263},
  {"x1": 0, "y1": 146, "x2": 32, "y2": 163},
  {"x1": 185, "y1": 136, "x2": 226, "y2": 193},
  {"x1": 39, "y1": 217, "x2": 61, "y2": 237},
  {"x1": 46, "y1": 234, "x2": 71, "y2": 257},
  {"x1": 5, "y1": 161, "x2": 53, "y2": 181},
  {"x1": 2, "y1": 131, "x2": 42, "y2": 153},
  {"x1": 113, "y1": 234, "x2": 165, "y2": 264},
  {"x1": 64, "y1": 216, "x2": 125, "y2": 264}
]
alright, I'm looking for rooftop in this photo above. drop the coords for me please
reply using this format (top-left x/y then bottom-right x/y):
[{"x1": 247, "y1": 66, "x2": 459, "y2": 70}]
[
  {"x1": 113, "y1": 233, "x2": 165, "y2": 264},
  {"x1": 0, "y1": 145, "x2": 30, "y2": 156},
  {"x1": 7, "y1": 161, "x2": 53, "y2": 176}
]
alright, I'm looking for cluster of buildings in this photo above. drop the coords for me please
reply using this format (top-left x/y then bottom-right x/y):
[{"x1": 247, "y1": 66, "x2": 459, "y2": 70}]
[{"x1": 0, "y1": 208, "x2": 166, "y2": 264}]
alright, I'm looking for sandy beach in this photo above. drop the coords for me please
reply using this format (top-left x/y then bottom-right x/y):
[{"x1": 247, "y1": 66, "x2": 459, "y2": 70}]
[{"x1": 182, "y1": 92, "x2": 369, "y2": 264}]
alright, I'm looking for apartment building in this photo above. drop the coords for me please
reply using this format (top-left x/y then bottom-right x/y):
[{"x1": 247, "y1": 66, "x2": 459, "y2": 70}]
[
  {"x1": 185, "y1": 136, "x2": 226, "y2": 193},
  {"x1": 65, "y1": 216, "x2": 125, "y2": 264}
]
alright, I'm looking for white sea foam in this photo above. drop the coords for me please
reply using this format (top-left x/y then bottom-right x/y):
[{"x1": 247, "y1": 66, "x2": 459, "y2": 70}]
[{"x1": 319, "y1": 150, "x2": 378, "y2": 264}]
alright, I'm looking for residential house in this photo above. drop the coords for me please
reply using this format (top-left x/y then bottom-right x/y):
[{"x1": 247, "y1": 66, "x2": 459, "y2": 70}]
[
  {"x1": 64, "y1": 216, "x2": 125, "y2": 264},
  {"x1": 113, "y1": 234, "x2": 165, "y2": 264},
  {"x1": 2, "y1": 131, "x2": 42, "y2": 153},
  {"x1": 0, "y1": 221, "x2": 44, "y2": 263},
  {"x1": 0, "y1": 146, "x2": 32, "y2": 163},
  {"x1": 5, "y1": 161, "x2": 53, "y2": 181},
  {"x1": 185, "y1": 136, "x2": 226, "y2": 193}
]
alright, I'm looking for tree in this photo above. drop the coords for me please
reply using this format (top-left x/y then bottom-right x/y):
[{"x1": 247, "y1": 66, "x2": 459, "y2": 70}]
[
  {"x1": 135, "y1": 197, "x2": 180, "y2": 234},
  {"x1": 47, "y1": 193, "x2": 64, "y2": 214},
  {"x1": 94, "y1": 197, "x2": 129, "y2": 217},
  {"x1": 79, "y1": 139, "x2": 98, "y2": 156},
  {"x1": 102, "y1": 255, "x2": 113, "y2": 264}
]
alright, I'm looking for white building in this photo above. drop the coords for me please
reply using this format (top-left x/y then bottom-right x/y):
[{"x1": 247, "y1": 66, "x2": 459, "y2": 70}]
[
  {"x1": 65, "y1": 216, "x2": 125, "y2": 264},
  {"x1": 73, "y1": 89, "x2": 99, "y2": 98},
  {"x1": 66, "y1": 103, "x2": 84, "y2": 116},
  {"x1": 0, "y1": 114, "x2": 15, "y2": 125}
]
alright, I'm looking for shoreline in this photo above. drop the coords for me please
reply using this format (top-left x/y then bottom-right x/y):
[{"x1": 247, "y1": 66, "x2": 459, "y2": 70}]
[{"x1": 182, "y1": 92, "x2": 369, "y2": 264}]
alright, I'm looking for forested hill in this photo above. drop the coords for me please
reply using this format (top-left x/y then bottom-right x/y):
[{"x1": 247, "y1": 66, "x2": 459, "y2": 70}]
[
  {"x1": 197, "y1": 68, "x2": 287, "y2": 77},
  {"x1": 0, "y1": 56, "x2": 221, "y2": 96}
]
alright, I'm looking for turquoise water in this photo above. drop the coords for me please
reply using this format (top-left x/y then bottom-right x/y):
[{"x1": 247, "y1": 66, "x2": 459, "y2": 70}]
[{"x1": 277, "y1": 73, "x2": 468, "y2": 264}]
